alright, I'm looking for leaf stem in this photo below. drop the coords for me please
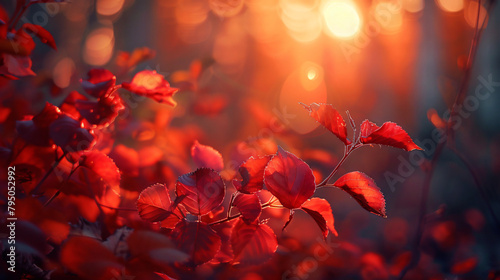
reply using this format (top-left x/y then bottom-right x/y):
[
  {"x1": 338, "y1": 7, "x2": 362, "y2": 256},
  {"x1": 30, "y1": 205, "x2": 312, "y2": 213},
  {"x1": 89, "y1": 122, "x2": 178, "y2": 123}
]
[
  {"x1": 9, "y1": 2, "x2": 34, "y2": 30},
  {"x1": 208, "y1": 201, "x2": 274, "y2": 226},
  {"x1": 227, "y1": 192, "x2": 236, "y2": 218},
  {"x1": 316, "y1": 144, "x2": 361, "y2": 187}
]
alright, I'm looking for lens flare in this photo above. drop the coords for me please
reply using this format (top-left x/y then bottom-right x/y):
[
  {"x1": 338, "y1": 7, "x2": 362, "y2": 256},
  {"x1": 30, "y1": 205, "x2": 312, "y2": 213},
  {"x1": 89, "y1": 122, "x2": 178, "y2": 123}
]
[
  {"x1": 322, "y1": 0, "x2": 361, "y2": 39},
  {"x1": 280, "y1": 62, "x2": 327, "y2": 134},
  {"x1": 307, "y1": 69, "x2": 317, "y2": 80}
]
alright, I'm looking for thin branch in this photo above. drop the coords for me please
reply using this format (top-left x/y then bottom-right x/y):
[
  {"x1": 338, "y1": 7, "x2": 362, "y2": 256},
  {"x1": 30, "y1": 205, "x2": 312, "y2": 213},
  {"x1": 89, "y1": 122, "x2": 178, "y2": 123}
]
[
  {"x1": 317, "y1": 144, "x2": 362, "y2": 187},
  {"x1": 397, "y1": 142, "x2": 444, "y2": 279},
  {"x1": 43, "y1": 165, "x2": 78, "y2": 207},
  {"x1": 227, "y1": 192, "x2": 236, "y2": 218},
  {"x1": 399, "y1": 0, "x2": 496, "y2": 278},
  {"x1": 448, "y1": 146, "x2": 500, "y2": 231},
  {"x1": 31, "y1": 152, "x2": 67, "y2": 195},
  {"x1": 209, "y1": 201, "x2": 274, "y2": 226}
]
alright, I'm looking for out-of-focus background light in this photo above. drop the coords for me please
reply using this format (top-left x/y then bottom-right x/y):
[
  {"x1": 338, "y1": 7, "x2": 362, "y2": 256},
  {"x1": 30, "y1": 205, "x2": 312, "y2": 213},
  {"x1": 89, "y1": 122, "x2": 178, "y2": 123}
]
[
  {"x1": 322, "y1": 0, "x2": 361, "y2": 38},
  {"x1": 97, "y1": 0, "x2": 125, "y2": 17},
  {"x1": 372, "y1": 1, "x2": 403, "y2": 34},
  {"x1": 464, "y1": 0, "x2": 488, "y2": 28},
  {"x1": 436, "y1": 0, "x2": 464, "y2": 12},
  {"x1": 53, "y1": 58, "x2": 76, "y2": 88},
  {"x1": 175, "y1": 0, "x2": 212, "y2": 44},
  {"x1": 83, "y1": 27, "x2": 115, "y2": 66},
  {"x1": 403, "y1": 0, "x2": 424, "y2": 13},
  {"x1": 280, "y1": 0, "x2": 322, "y2": 43}
]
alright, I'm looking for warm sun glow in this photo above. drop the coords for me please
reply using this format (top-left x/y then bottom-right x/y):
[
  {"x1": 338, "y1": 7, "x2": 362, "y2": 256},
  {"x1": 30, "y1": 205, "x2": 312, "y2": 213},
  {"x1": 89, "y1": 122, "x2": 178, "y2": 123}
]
[
  {"x1": 307, "y1": 69, "x2": 317, "y2": 80},
  {"x1": 280, "y1": 62, "x2": 327, "y2": 134},
  {"x1": 300, "y1": 62, "x2": 324, "y2": 91},
  {"x1": 436, "y1": 0, "x2": 464, "y2": 12},
  {"x1": 322, "y1": 0, "x2": 361, "y2": 39}
]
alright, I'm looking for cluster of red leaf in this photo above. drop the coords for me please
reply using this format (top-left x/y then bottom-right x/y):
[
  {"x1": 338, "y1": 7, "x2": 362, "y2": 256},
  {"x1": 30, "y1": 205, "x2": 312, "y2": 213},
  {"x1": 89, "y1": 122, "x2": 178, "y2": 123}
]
[
  {"x1": 0, "y1": 27, "x2": 184, "y2": 277},
  {"x1": 0, "y1": 1, "x2": 61, "y2": 79},
  {"x1": 131, "y1": 103, "x2": 421, "y2": 272}
]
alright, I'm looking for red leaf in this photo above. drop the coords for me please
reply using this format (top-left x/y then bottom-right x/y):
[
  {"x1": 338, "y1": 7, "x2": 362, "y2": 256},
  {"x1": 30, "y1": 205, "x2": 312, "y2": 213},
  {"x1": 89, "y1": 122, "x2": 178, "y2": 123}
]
[
  {"x1": 332, "y1": 171, "x2": 387, "y2": 218},
  {"x1": 3, "y1": 54, "x2": 35, "y2": 76},
  {"x1": 60, "y1": 91, "x2": 88, "y2": 119},
  {"x1": 115, "y1": 47, "x2": 156, "y2": 70},
  {"x1": 360, "y1": 120, "x2": 379, "y2": 138},
  {"x1": 122, "y1": 70, "x2": 179, "y2": 106},
  {"x1": 60, "y1": 236, "x2": 123, "y2": 280},
  {"x1": 451, "y1": 257, "x2": 478, "y2": 274},
  {"x1": 233, "y1": 193, "x2": 262, "y2": 223},
  {"x1": 33, "y1": 102, "x2": 62, "y2": 126},
  {"x1": 76, "y1": 93, "x2": 124, "y2": 127},
  {"x1": 175, "y1": 168, "x2": 225, "y2": 216},
  {"x1": 109, "y1": 144, "x2": 139, "y2": 177},
  {"x1": 230, "y1": 218, "x2": 278, "y2": 265},
  {"x1": 301, "y1": 198, "x2": 338, "y2": 239},
  {"x1": 360, "y1": 120, "x2": 422, "y2": 151},
  {"x1": 12, "y1": 27, "x2": 35, "y2": 55},
  {"x1": 263, "y1": 147, "x2": 315, "y2": 209},
  {"x1": 127, "y1": 230, "x2": 174, "y2": 256},
  {"x1": 193, "y1": 94, "x2": 228, "y2": 116},
  {"x1": 427, "y1": 108, "x2": 446, "y2": 129},
  {"x1": 302, "y1": 103, "x2": 350, "y2": 145},
  {"x1": 16, "y1": 102, "x2": 62, "y2": 146},
  {"x1": 136, "y1": 183, "x2": 182, "y2": 228},
  {"x1": 0, "y1": 7, "x2": 7, "y2": 39},
  {"x1": 49, "y1": 115, "x2": 95, "y2": 152},
  {"x1": 233, "y1": 155, "x2": 271, "y2": 194},
  {"x1": 79, "y1": 151, "x2": 121, "y2": 196},
  {"x1": 361, "y1": 252, "x2": 389, "y2": 280},
  {"x1": 171, "y1": 220, "x2": 221, "y2": 266},
  {"x1": 191, "y1": 140, "x2": 224, "y2": 171},
  {"x1": 80, "y1": 68, "x2": 117, "y2": 98},
  {"x1": 209, "y1": 219, "x2": 236, "y2": 264},
  {"x1": 21, "y1": 23, "x2": 57, "y2": 50}
]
